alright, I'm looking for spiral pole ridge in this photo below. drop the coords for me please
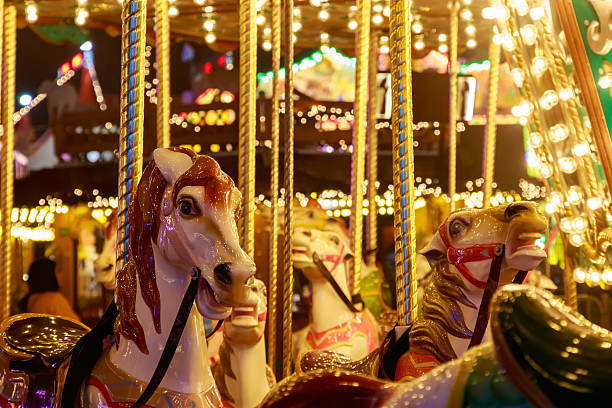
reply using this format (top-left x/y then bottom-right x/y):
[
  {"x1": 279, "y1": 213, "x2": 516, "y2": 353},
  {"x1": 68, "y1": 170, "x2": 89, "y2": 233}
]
[
  {"x1": 155, "y1": 0, "x2": 171, "y2": 148},
  {"x1": 366, "y1": 28, "x2": 379, "y2": 267},
  {"x1": 483, "y1": 36, "x2": 500, "y2": 208},
  {"x1": 448, "y1": 1, "x2": 459, "y2": 212}
]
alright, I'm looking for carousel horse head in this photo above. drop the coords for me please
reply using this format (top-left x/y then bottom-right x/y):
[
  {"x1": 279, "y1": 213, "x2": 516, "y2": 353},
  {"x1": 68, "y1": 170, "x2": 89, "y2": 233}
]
[
  {"x1": 115, "y1": 147, "x2": 256, "y2": 353},
  {"x1": 421, "y1": 201, "x2": 548, "y2": 292},
  {"x1": 93, "y1": 208, "x2": 117, "y2": 290},
  {"x1": 223, "y1": 278, "x2": 268, "y2": 346},
  {"x1": 292, "y1": 202, "x2": 352, "y2": 282}
]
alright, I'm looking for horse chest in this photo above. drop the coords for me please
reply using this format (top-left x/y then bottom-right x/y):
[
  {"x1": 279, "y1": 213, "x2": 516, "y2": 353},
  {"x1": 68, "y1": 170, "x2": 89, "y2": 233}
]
[{"x1": 302, "y1": 313, "x2": 377, "y2": 359}]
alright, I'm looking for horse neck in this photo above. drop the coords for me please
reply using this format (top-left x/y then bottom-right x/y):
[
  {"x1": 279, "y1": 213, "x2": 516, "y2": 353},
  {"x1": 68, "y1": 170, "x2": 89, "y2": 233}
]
[
  {"x1": 109, "y1": 245, "x2": 214, "y2": 394},
  {"x1": 447, "y1": 261, "x2": 490, "y2": 358},
  {"x1": 225, "y1": 336, "x2": 270, "y2": 408},
  {"x1": 311, "y1": 262, "x2": 354, "y2": 333}
]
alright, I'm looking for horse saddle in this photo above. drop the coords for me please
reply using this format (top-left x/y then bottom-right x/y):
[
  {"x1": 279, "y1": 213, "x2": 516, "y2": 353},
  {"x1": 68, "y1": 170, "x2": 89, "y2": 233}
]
[{"x1": 0, "y1": 313, "x2": 89, "y2": 407}]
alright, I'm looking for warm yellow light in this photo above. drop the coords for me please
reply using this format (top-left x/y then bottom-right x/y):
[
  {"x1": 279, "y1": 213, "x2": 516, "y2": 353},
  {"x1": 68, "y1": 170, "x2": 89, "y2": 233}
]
[
  {"x1": 412, "y1": 21, "x2": 423, "y2": 33},
  {"x1": 520, "y1": 24, "x2": 537, "y2": 45},
  {"x1": 348, "y1": 20, "x2": 358, "y2": 30},
  {"x1": 532, "y1": 57, "x2": 548, "y2": 77},
  {"x1": 414, "y1": 39, "x2": 425, "y2": 50},
  {"x1": 438, "y1": 44, "x2": 448, "y2": 53},
  {"x1": 263, "y1": 40, "x2": 272, "y2": 51},
  {"x1": 318, "y1": 9, "x2": 329, "y2": 21},
  {"x1": 460, "y1": 9, "x2": 473, "y2": 20},
  {"x1": 168, "y1": 6, "x2": 179, "y2": 16},
  {"x1": 540, "y1": 90, "x2": 559, "y2": 110},
  {"x1": 465, "y1": 25, "x2": 476, "y2": 35},
  {"x1": 559, "y1": 157, "x2": 577, "y2": 174},
  {"x1": 466, "y1": 39, "x2": 477, "y2": 48},
  {"x1": 205, "y1": 33, "x2": 216, "y2": 43},
  {"x1": 549, "y1": 124, "x2": 569, "y2": 142},
  {"x1": 372, "y1": 14, "x2": 383, "y2": 25},
  {"x1": 574, "y1": 267, "x2": 586, "y2": 283},
  {"x1": 203, "y1": 20, "x2": 215, "y2": 31}
]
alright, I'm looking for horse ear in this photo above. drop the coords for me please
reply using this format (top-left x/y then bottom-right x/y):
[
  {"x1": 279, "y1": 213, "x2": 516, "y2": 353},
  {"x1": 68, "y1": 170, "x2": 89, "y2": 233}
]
[
  {"x1": 153, "y1": 148, "x2": 193, "y2": 185},
  {"x1": 419, "y1": 234, "x2": 447, "y2": 266}
]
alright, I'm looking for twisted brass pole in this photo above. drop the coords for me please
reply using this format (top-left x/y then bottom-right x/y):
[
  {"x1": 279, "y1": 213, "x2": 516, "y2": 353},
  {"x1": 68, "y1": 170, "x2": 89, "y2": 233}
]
[
  {"x1": 350, "y1": 0, "x2": 371, "y2": 295},
  {"x1": 0, "y1": 3, "x2": 13, "y2": 322},
  {"x1": 267, "y1": 0, "x2": 281, "y2": 376},
  {"x1": 238, "y1": 0, "x2": 257, "y2": 259},
  {"x1": 366, "y1": 29, "x2": 379, "y2": 266},
  {"x1": 116, "y1": 0, "x2": 147, "y2": 273},
  {"x1": 389, "y1": 0, "x2": 417, "y2": 325},
  {"x1": 483, "y1": 35, "x2": 500, "y2": 208},
  {"x1": 448, "y1": 1, "x2": 459, "y2": 212},
  {"x1": 281, "y1": 0, "x2": 294, "y2": 378},
  {"x1": 155, "y1": 0, "x2": 171, "y2": 148}
]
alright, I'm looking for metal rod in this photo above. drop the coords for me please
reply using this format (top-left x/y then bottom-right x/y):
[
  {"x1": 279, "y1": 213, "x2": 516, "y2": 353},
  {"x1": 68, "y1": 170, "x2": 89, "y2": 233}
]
[
  {"x1": 389, "y1": 0, "x2": 417, "y2": 325},
  {"x1": 116, "y1": 0, "x2": 147, "y2": 274},
  {"x1": 349, "y1": 0, "x2": 371, "y2": 294},
  {"x1": 238, "y1": 0, "x2": 257, "y2": 259},
  {"x1": 155, "y1": 0, "x2": 171, "y2": 148},
  {"x1": 366, "y1": 29, "x2": 379, "y2": 267},
  {"x1": 483, "y1": 34, "x2": 500, "y2": 208},
  {"x1": 0, "y1": 3, "x2": 14, "y2": 322},
  {"x1": 448, "y1": 1, "x2": 459, "y2": 212},
  {"x1": 281, "y1": 0, "x2": 294, "y2": 378},
  {"x1": 267, "y1": 0, "x2": 281, "y2": 376}
]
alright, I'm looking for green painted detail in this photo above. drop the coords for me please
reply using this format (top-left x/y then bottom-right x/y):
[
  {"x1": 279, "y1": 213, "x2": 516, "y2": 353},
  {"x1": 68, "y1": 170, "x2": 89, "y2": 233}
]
[
  {"x1": 32, "y1": 25, "x2": 88, "y2": 45},
  {"x1": 462, "y1": 352, "x2": 532, "y2": 408},
  {"x1": 360, "y1": 267, "x2": 393, "y2": 317},
  {"x1": 572, "y1": 0, "x2": 612, "y2": 141}
]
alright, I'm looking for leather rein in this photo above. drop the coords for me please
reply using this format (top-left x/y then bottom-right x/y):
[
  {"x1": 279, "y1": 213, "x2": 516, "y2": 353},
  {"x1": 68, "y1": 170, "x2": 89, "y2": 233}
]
[
  {"x1": 437, "y1": 224, "x2": 527, "y2": 348},
  {"x1": 312, "y1": 243, "x2": 364, "y2": 314}
]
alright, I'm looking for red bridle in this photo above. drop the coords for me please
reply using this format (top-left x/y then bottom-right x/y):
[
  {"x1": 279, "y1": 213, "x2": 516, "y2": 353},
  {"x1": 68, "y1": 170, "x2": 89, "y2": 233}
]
[
  {"x1": 437, "y1": 224, "x2": 498, "y2": 289},
  {"x1": 316, "y1": 243, "x2": 345, "y2": 274}
]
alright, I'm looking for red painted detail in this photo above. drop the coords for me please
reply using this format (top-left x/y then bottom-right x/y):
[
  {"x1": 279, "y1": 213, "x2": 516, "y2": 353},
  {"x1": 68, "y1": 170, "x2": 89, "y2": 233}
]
[
  {"x1": 87, "y1": 377, "x2": 153, "y2": 408},
  {"x1": 306, "y1": 312, "x2": 378, "y2": 352},
  {"x1": 394, "y1": 351, "x2": 441, "y2": 380},
  {"x1": 438, "y1": 224, "x2": 496, "y2": 289}
]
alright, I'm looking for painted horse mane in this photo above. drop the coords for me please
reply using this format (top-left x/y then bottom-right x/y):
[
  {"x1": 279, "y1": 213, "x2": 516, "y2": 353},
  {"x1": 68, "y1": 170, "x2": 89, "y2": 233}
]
[
  {"x1": 115, "y1": 147, "x2": 235, "y2": 354},
  {"x1": 410, "y1": 260, "x2": 476, "y2": 362}
]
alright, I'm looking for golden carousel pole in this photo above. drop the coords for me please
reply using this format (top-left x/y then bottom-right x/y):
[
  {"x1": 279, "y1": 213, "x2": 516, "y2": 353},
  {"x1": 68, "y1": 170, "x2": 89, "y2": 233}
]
[
  {"x1": 238, "y1": 0, "x2": 257, "y2": 259},
  {"x1": 366, "y1": 29, "x2": 378, "y2": 267},
  {"x1": 482, "y1": 31, "x2": 500, "y2": 208},
  {"x1": 281, "y1": 0, "x2": 294, "y2": 378},
  {"x1": 389, "y1": 0, "x2": 417, "y2": 325},
  {"x1": 448, "y1": 0, "x2": 459, "y2": 212},
  {"x1": 0, "y1": 3, "x2": 14, "y2": 321},
  {"x1": 350, "y1": 0, "x2": 371, "y2": 294},
  {"x1": 267, "y1": 0, "x2": 281, "y2": 375},
  {"x1": 116, "y1": 0, "x2": 147, "y2": 273},
  {"x1": 155, "y1": 0, "x2": 171, "y2": 148}
]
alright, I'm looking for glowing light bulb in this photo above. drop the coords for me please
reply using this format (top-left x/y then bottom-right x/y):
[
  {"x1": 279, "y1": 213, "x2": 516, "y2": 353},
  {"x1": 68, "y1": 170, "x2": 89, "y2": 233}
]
[
  {"x1": 438, "y1": 33, "x2": 447, "y2": 42},
  {"x1": 574, "y1": 267, "x2": 586, "y2": 283},
  {"x1": 372, "y1": 14, "x2": 383, "y2": 25},
  {"x1": 529, "y1": 132, "x2": 543, "y2": 148},
  {"x1": 598, "y1": 75, "x2": 611, "y2": 89},
  {"x1": 310, "y1": 0, "x2": 321, "y2": 5},
  {"x1": 482, "y1": 6, "x2": 505, "y2": 19},
  {"x1": 567, "y1": 186, "x2": 583, "y2": 204},
  {"x1": 203, "y1": 20, "x2": 215, "y2": 31},
  {"x1": 570, "y1": 233, "x2": 584, "y2": 247},
  {"x1": 414, "y1": 39, "x2": 425, "y2": 50},
  {"x1": 520, "y1": 24, "x2": 537, "y2": 46},
  {"x1": 465, "y1": 25, "x2": 476, "y2": 35},
  {"x1": 383, "y1": 7, "x2": 390, "y2": 17},
  {"x1": 550, "y1": 124, "x2": 569, "y2": 142},
  {"x1": 550, "y1": 191, "x2": 562, "y2": 207},
  {"x1": 205, "y1": 33, "x2": 216, "y2": 43},
  {"x1": 559, "y1": 88, "x2": 574, "y2": 100},
  {"x1": 530, "y1": 6, "x2": 545, "y2": 20},
  {"x1": 460, "y1": 9, "x2": 473, "y2": 20},
  {"x1": 320, "y1": 32, "x2": 329, "y2": 41},
  {"x1": 318, "y1": 9, "x2": 329, "y2": 21},
  {"x1": 503, "y1": 34, "x2": 516, "y2": 51},
  {"x1": 373, "y1": 4, "x2": 383, "y2": 12},
  {"x1": 603, "y1": 268, "x2": 612, "y2": 285},
  {"x1": 511, "y1": 102, "x2": 531, "y2": 118},
  {"x1": 590, "y1": 269, "x2": 601, "y2": 284},
  {"x1": 348, "y1": 20, "x2": 358, "y2": 30},
  {"x1": 573, "y1": 216, "x2": 588, "y2": 233},
  {"x1": 587, "y1": 197, "x2": 602, "y2": 210},
  {"x1": 512, "y1": 68, "x2": 525, "y2": 87},
  {"x1": 540, "y1": 163, "x2": 552, "y2": 178},
  {"x1": 544, "y1": 202, "x2": 556, "y2": 215},
  {"x1": 559, "y1": 157, "x2": 577, "y2": 173},
  {"x1": 532, "y1": 57, "x2": 548, "y2": 77},
  {"x1": 412, "y1": 21, "x2": 423, "y2": 33},
  {"x1": 168, "y1": 6, "x2": 179, "y2": 16},
  {"x1": 438, "y1": 44, "x2": 448, "y2": 53},
  {"x1": 263, "y1": 40, "x2": 272, "y2": 51},
  {"x1": 540, "y1": 90, "x2": 559, "y2": 110},
  {"x1": 292, "y1": 21, "x2": 302, "y2": 31},
  {"x1": 559, "y1": 217, "x2": 573, "y2": 233},
  {"x1": 204, "y1": 6, "x2": 213, "y2": 12},
  {"x1": 466, "y1": 39, "x2": 477, "y2": 48},
  {"x1": 510, "y1": 0, "x2": 528, "y2": 16},
  {"x1": 572, "y1": 142, "x2": 590, "y2": 157},
  {"x1": 293, "y1": 8, "x2": 301, "y2": 16},
  {"x1": 194, "y1": 0, "x2": 206, "y2": 4}
]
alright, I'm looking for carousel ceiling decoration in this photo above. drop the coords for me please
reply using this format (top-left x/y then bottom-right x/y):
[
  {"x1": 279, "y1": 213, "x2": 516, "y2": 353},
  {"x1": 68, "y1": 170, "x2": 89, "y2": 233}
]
[{"x1": 13, "y1": 0, "x2": 497, "y2": 51}]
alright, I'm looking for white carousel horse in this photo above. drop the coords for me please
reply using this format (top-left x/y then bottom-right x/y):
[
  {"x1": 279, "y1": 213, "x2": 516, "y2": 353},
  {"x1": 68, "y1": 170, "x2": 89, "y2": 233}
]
[
  {"x1": 93, "y1": 209, "x2": 117, "y2": 291},
  {"x1": 0, "y1": 148, "x2": 257, "y2": 407},
  {"x1": 295, "y1": 202, "x2": 548, "y2": 381},
  {"x1": 211, "y1": 279, "x2": 275, "y2": 408},
  {"x1": 292, "y1": 204, "x2": 379, "y2": 361},
  {"x1": 261, "y1": 284, "x2": 612, "y2": 408}
]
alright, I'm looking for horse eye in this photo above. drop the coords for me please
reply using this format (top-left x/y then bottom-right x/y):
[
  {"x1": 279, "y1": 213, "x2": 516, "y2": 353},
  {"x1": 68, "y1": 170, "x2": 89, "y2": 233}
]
[
  {"x1": 178, "y1": 197, "x2": 199, "y2": 217},
  {"x1": 330, "y1": 236, "x2": 340, "y2": 245},
  {"x1": 449, "y1": 218, "x2": 468, "y2": 237},
  {"x1": 308, "y1": 211, "x2": 314, "y2": 219}
]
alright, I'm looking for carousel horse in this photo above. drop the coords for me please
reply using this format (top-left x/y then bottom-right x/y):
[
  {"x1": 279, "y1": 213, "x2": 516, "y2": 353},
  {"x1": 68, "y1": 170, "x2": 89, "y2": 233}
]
[
  {"x1": 262, "y1": 284, "x2": 612, "y2": 408},
  {"x1": 211, "y1": 279, "x2": 275, "y2": 408},
  {"x1": 296, "y1": 202, "x2": 548, "y2": 380},
  {"x1": 292, "y1": 204, "x2": 380, "y2": 361},
  {"x1": 0, "y1": 148, "x2": 257, "y2": 407}
]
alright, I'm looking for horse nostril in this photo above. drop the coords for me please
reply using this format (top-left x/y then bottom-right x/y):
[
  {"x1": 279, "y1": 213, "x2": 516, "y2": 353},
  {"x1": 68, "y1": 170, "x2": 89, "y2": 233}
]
[
  {"x1": 504, "y1": 203, "x2": 531, "y2": 220},
  {"x1": 214, "y1": 263, "x2": 232, "y2": 286},
  {"x1": 302, "y1": 230, "x2": 312, "y2": 237}
]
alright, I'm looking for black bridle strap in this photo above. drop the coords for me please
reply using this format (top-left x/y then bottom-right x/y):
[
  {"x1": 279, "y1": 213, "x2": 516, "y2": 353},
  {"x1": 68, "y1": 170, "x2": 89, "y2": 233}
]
[
  {"x1": 468, "y1": 243, "x2": 504, "y2": 349},
  {"x1": 312, "y1": 252, "x2": 362, "y2": 314},
  {"x1": 513, "y1": 270, "x2": 528, "y2": 284},
  {"x1": 205, "y1": 319, "x2": 224, "y2": 341},
  {"x1": 130, "y1": 267, "x2": 202, "y2": 408}
]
